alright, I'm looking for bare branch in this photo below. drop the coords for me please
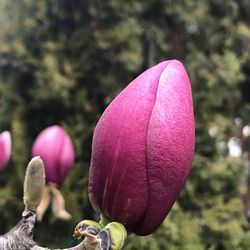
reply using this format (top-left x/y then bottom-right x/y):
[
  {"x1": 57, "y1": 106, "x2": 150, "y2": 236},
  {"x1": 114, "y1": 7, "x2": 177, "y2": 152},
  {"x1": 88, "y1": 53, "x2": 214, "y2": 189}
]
[{"x1": 0, "y1": 157, "x2": 109, "y2": 250}]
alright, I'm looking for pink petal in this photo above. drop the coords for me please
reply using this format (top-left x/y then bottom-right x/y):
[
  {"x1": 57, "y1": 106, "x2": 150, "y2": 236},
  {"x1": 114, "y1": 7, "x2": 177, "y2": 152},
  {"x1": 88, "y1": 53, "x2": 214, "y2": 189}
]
[
  {"x1": 89, "y1": 61, "x2": 169, "y2": 227},
  {"x1": 135, "y1": 60, "x2": 195, "y2": 235},
  {"x1": 59, "y1": 132, "x2": 75, "y2": 181}
]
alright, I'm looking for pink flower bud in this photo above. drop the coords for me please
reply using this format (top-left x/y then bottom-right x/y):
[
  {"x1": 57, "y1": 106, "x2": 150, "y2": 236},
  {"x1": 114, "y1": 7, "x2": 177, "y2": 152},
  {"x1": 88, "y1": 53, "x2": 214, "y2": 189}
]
[
  {"x1": 32, "y1": 125, "x2": 75, "y2": 185},
  {"x1": 0, "y1": 131, "x2": 11, "y2": 171},
  {"x1": 88, "y1": 60, "x2": 195, "y2": 235}
]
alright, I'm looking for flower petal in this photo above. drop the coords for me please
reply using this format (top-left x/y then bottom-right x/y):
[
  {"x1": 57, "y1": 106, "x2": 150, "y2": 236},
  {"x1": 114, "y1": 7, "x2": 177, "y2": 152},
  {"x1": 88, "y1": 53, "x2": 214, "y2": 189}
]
[
  {"x1": 89, "y1": 61, "x2": 170, "y2": 228},
  {"x1": 134, "y1": 60, "x2": 195, "y2": 235}
]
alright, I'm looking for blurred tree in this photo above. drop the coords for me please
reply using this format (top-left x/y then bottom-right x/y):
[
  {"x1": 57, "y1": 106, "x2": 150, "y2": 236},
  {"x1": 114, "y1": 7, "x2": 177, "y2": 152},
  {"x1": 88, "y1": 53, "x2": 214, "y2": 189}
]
[{"x1": 0, "y1": 0, "x2": 250, "y2": 249}]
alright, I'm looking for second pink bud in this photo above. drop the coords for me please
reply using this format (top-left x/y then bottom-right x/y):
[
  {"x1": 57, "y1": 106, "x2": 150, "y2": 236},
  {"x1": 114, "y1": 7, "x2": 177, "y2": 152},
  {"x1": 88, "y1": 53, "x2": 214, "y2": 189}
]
[{"x1": 32, "y1": 125, "x2": 75, "y2": 185}]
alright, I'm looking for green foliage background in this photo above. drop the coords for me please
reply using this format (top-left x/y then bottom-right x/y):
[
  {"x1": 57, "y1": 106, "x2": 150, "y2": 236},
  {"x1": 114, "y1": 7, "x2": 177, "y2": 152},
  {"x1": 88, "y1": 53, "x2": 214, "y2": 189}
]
[{"x1": 0, "y1": 0, "x2": 250, "y2": 249}]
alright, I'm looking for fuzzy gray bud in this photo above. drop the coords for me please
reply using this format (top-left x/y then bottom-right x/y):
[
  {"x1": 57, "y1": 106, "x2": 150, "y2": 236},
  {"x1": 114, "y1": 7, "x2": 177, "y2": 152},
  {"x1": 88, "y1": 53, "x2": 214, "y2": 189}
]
[{"x1": 23, "y1": 156, "x2": 45, "y2": 210}]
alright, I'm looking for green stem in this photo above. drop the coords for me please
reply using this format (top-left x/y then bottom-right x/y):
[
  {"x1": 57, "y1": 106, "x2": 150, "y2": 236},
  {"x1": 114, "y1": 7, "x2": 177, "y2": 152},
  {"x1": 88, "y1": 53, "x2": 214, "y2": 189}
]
[{"x1": 99, "y1": 215, "x2": 111, "y2": 227}]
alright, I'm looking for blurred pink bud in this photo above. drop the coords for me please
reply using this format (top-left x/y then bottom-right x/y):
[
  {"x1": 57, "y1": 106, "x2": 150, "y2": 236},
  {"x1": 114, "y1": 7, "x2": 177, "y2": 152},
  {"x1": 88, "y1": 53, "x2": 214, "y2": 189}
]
[
  {"x1": 89, "y1": 60, "x2": 195, "y2": 235},
  {"x1": 32, "y1": 125, "x2": 75, "y2": 185},
  {"x1": 0, "y1": 131, "x2": 11, "y2": 171}
]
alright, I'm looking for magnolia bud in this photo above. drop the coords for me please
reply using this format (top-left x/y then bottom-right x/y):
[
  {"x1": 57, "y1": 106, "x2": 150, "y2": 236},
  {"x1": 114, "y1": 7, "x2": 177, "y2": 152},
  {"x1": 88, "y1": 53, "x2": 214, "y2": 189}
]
[
  {"x1": 32, "y1": 125, "x2": 75, "y2": 185},
  {"x1": 0, "y1": 131, "x2": 11, "y2": 171},
  {"x1": 89, "y1": 60, "x2": 195, "y2": 236}
]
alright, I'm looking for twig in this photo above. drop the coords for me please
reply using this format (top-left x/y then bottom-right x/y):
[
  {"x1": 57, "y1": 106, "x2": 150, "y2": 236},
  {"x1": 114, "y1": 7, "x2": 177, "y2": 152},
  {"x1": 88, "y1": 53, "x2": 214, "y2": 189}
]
[{"x1": 0, "y1": 157, "x2": 112, "y2": 250}]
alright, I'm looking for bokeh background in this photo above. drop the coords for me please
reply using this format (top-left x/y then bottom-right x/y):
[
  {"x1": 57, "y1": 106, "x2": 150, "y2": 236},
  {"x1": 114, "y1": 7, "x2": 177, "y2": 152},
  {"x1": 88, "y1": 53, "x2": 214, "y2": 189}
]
[{"x1": 1, "y1": 0, "x2": 250, "y2": 249}]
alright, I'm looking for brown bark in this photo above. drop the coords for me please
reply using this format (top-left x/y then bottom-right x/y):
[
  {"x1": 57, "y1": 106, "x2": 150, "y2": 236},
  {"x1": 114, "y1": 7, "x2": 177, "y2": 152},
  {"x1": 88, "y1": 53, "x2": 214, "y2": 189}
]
[{"x1": 0, "y1": 157, "x2": 107, "y2": 250}]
